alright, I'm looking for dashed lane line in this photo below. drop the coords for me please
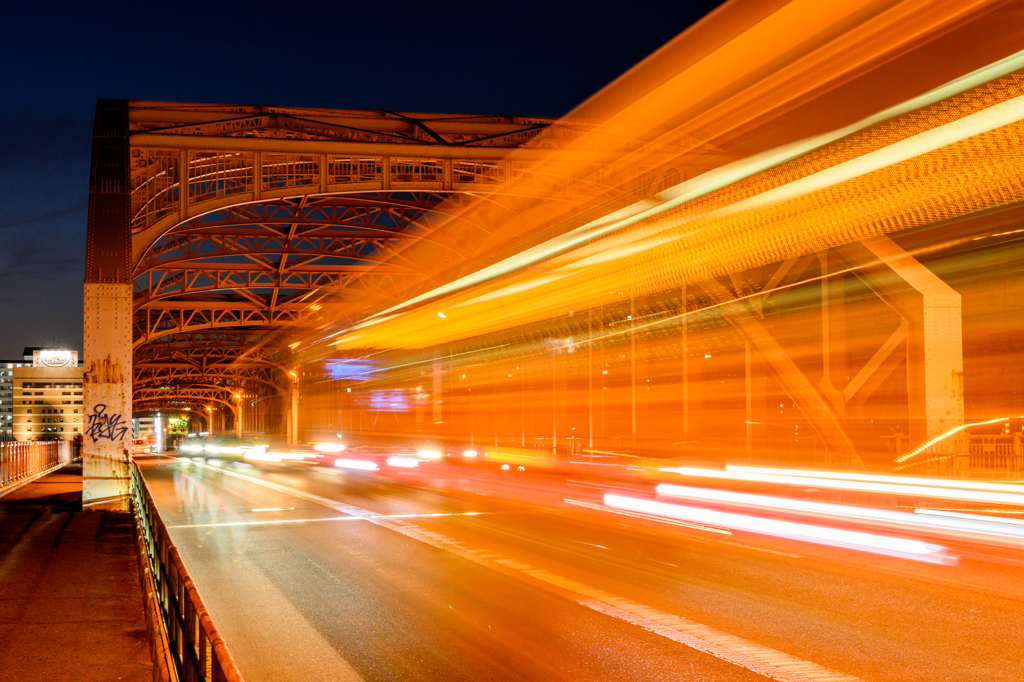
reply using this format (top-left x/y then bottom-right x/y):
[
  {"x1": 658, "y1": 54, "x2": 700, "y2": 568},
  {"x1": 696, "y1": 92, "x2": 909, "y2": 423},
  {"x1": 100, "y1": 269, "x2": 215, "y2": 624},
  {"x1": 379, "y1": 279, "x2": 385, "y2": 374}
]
[{"x1": 174, "y1": 459, "x2": 856, "y2": 682}]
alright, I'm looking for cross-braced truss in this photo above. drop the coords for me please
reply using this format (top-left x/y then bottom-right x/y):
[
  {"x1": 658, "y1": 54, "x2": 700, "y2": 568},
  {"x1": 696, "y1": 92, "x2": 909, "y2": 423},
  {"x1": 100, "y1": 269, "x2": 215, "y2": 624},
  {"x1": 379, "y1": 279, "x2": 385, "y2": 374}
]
[{"x1": 123, "y1": 102, "x2": 581, "y2": 426}]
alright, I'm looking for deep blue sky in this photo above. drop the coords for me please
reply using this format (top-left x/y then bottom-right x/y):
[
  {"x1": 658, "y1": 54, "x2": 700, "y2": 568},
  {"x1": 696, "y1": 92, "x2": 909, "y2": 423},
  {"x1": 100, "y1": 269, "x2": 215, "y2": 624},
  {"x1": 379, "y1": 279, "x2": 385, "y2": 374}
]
[{"x1": 0, "y1": 0, "x2": 721, "y2": 358}]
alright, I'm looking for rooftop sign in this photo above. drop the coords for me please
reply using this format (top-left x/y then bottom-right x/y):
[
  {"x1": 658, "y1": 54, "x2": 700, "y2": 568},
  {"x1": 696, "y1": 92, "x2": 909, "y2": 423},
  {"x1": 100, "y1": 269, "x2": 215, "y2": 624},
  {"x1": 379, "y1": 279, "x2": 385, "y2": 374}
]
[{"x1": 33, "y1": 350, "x2": 78, "y2": 368}]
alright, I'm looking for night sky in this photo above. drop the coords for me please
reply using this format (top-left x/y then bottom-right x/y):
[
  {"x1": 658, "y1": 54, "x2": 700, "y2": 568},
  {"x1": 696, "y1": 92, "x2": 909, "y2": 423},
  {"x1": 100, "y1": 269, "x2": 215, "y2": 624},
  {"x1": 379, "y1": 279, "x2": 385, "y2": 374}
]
[{"x1": 0, "y1": 0, "x2": 721, "y2": 358}]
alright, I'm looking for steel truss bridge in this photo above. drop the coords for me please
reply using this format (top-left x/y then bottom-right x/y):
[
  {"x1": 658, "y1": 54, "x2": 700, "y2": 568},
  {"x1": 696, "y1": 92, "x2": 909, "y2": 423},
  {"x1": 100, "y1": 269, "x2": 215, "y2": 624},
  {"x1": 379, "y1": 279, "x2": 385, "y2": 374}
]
[
  {"x1": 82, "y1": 0, "x2": 1024, "y2": 509},
  {"x1": 84, "y1": 101, "x2": 622, "y2": 507}
]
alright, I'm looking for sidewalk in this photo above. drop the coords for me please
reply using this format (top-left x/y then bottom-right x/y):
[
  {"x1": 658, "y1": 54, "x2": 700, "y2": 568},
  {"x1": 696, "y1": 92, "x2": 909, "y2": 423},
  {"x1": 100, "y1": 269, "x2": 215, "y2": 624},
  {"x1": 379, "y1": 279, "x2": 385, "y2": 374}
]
[{"x1": 0, "y1": 463, "x2": 154, "y2": 682}]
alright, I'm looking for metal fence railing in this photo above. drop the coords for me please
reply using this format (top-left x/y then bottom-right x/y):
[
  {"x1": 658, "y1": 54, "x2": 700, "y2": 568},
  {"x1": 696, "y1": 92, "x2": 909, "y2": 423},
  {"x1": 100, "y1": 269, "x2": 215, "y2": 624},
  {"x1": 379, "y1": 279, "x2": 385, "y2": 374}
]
[
  {"x1": 0, "y1": 440, "x2": 75, "y2": 492},
  {"x1": 131, "y1": 462, "x2": 244, "y2": 682}
]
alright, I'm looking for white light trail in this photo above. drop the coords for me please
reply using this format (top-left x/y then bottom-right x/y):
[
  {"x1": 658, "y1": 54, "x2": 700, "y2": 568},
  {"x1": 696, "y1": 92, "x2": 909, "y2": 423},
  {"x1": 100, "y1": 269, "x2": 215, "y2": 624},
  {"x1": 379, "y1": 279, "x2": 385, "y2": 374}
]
[
  {"x1": 242, "y1": 447, "x2": 281, "y2": 462},
  {"x1": 334, "y1": 459, "x2": 379, "y2": 471},
  {"x1": 386, "y1": 456, "x2": 420, "y2": 468},
  {"x1": 661, "y1": 467, "x2": 1024, "y2": 506},
  {"x1": 914, "y1": 509, "x2": 1024, "y2": 528},
  {"x1": 727, "y1": 465, "x2": 1024, "y2": 494},
  {"x1": 656, "y1": 484, "x2": 1024, "y2": 547},
  {"x1": 605, "y1": 494, "x2": 951, "y2": 564},
  {"x1": 564, "y1": 498, "x2": 731, "y2": 535}
]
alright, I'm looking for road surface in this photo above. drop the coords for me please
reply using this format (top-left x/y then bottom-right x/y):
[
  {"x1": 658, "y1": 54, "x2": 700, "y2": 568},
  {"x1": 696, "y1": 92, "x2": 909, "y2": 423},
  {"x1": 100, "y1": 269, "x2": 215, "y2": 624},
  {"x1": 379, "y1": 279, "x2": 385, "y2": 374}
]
[{"x1": 138, "y1": 456, "x2": 1024, "y2": 682}]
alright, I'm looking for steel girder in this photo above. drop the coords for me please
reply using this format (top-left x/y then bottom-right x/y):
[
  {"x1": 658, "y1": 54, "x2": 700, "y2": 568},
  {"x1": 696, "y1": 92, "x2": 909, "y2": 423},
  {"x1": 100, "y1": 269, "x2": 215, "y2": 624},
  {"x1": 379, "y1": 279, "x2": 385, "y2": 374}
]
[
  {"x1": 133, "y1": 336, "x2": 286, "y2": 369},
  {"x1": 134, "y1": 364, "x2": 284, "y2": 394},
  {"x1": 133, "y1": 305, "x2": 313, "y2": 348},
  {"x1": 122, "y1": 103, "x2": 580, "y2": 429},
  {"x1": 135, "y1": 386, "x2": 240, "y2": 412}
]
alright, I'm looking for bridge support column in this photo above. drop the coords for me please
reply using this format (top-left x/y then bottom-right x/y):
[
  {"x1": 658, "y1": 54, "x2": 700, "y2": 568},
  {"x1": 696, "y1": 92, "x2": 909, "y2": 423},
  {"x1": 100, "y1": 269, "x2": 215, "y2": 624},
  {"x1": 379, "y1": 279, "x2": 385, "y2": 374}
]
[
  {"x1": 433, "y1": 357, "x2": 444, "y2": 424},
  {"x1": 289, "y1": 388, "x2": 299, "y2": 444},
  {"x1": 745, "y1": 340, "x2": 767, "y2": 459},
  {"x1": 83, "y1": 284, "x2": 133, "y2": 510},
  {"x1": 82, "y1": 99, "x2": 132, "y2": 511},
  {"x1": 235, "y1": 399, "x2": 243, "y2": 438},
  {"x1": 838, "y1": 237, "x2": 965, "y2": 466}
]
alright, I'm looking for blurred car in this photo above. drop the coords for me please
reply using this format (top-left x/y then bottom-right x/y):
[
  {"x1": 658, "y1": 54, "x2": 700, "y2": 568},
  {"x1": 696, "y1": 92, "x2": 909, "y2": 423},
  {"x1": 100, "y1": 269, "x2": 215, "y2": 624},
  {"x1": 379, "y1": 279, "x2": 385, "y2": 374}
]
[
  {"x1": 443, "y1": 443, "x2": 481, "y2": 463},
  {"x1": 260, "y1": 439, "x2": 338, "y2": 464},
  {"x1": 131, "y1": 438, "x2": 150, "y2": 455},
  {"x1": 177, "y1": 434, "x2": 271, "y2": 461},
  {"x1": 333, "y1": 444, "x2": 423, "y2": 471}
]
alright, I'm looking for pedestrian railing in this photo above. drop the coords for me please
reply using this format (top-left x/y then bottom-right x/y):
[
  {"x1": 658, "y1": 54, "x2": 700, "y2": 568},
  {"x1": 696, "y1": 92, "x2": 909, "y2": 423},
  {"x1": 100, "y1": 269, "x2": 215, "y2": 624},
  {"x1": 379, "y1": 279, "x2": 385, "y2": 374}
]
[
  {"x1": 131, "y1": 462, "x2": 244, "y2": 682},
  {"x1": 0, "y1": 440, "x2": 74, "y2": 492}
]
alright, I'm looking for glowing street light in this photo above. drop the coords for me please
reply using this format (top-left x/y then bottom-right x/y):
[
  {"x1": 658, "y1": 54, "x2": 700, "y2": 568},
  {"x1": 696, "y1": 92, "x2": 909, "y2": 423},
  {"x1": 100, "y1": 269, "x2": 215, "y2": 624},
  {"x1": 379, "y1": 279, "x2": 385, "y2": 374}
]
[{"x1": 437, "y1": 312, "x2": 446, "y2": 319}]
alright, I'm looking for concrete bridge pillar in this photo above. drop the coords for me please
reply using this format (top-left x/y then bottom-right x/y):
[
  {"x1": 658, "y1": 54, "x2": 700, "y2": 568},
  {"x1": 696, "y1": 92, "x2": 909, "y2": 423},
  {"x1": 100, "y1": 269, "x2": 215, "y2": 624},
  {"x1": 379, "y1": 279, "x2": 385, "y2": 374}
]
[{"x1": 82, "y1": 99, "x2": 132, "y2": 511}]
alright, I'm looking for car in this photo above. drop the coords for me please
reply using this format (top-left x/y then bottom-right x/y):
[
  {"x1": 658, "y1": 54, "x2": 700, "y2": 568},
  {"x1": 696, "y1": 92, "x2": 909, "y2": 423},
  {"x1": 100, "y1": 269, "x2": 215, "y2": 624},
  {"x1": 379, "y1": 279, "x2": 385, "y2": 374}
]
[
  {"x1": 131, "y1": 438, "x2": 150, "y2": 455},
  {"x1": 443, "y1": 444, "x2": 481, "y2": 463},
  {"x1": 178, "y1": 434, "x2": 271, "y2": 461}
]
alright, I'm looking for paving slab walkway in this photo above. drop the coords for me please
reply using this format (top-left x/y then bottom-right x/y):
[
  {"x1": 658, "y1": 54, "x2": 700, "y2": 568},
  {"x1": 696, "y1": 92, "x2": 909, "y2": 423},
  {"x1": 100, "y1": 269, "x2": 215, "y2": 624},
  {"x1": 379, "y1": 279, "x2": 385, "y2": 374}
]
[{"x1": 0, "y1": 463, "x2": 153, "y2": 682}]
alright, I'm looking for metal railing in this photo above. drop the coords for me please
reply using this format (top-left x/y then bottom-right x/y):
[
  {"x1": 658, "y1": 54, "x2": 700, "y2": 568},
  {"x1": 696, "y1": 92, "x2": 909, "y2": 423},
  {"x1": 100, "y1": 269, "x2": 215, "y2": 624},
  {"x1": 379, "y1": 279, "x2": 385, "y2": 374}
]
[
  {"x1": 131, "y1": 462, "x2": 244, "y2": 682},
  {"x1": 0, "y1": 440, "x2": 75, "y2": 492}
]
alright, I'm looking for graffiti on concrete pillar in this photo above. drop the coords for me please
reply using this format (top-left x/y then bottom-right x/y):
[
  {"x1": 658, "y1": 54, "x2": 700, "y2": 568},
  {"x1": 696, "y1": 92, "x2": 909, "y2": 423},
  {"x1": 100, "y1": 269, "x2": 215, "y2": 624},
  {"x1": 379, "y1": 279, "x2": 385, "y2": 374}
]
[{"x1": 85, "y1": 404, "x2": 129, "y2": 443}]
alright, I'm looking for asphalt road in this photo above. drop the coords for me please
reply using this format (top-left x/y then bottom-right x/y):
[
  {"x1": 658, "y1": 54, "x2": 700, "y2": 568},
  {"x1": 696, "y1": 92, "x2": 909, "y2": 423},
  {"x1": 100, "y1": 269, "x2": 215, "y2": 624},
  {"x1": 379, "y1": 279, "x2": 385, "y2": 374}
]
[{"x1": 139, "y1": 456, "x2": 1024, "y2": 682}]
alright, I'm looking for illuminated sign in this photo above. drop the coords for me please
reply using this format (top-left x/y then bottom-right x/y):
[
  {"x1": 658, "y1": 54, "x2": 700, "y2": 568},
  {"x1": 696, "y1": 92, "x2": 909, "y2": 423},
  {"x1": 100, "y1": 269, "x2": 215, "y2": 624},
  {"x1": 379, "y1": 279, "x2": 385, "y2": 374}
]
[{"x1": 33, "y1": 350, "x2": 78, "y2": 368}]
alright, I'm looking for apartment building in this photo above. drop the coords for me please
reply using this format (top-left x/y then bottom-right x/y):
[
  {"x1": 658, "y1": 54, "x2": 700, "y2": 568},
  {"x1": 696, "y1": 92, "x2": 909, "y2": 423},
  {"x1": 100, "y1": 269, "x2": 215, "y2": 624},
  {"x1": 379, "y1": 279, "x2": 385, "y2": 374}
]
[
  {"x1": 0, "y1": 360, "x2": 31, "y2": 441},
  {"x1": 11, "y1": 349, "x2": 85, "y2": 442}
]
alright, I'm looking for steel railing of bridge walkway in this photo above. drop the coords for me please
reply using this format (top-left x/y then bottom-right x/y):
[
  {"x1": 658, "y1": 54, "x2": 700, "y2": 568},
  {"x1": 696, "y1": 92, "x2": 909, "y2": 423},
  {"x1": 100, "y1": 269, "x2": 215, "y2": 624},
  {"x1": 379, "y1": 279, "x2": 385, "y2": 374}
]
[
  {"x1": 132, "y1": 461, "x2": 244, "y2": 682},
  {"x1": 0, "y1": 440, "x2": 75, "y2": 495}
]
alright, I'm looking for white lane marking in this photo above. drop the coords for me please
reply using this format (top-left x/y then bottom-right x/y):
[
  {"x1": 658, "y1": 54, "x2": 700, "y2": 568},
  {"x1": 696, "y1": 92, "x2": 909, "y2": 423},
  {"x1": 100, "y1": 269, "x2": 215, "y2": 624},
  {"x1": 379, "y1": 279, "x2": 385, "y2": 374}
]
[
  {"x1": 379, "y1": 516, "x2": 853, "y2": 682},
  {"x1": 170, "y1": 511, "x2": 491, "y2": 528},
  {"x1": 710, "y1": 539, "x2": 803, "y2": 559},
  {"x1": 169, "y1": 516, "x2": 363, "y2": 529},
  {"x1": 379, "y1": 512, "x2": 487, "y2": 519},
  {"x1": 567, "y1": 479, "x2": 647, "y2": 494},
  {"x1": 564, "y1": 497, "x2": 803, "y2": 558},
  {"x1": 178, "y1": 459, "x2": 853, "y2": 681},
  {"x1": 579, "y1": 599, "x2": 855, "y2": 682},
  {"x1": 564, "y1": 498, "x2": 732, "y2": 535}
]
